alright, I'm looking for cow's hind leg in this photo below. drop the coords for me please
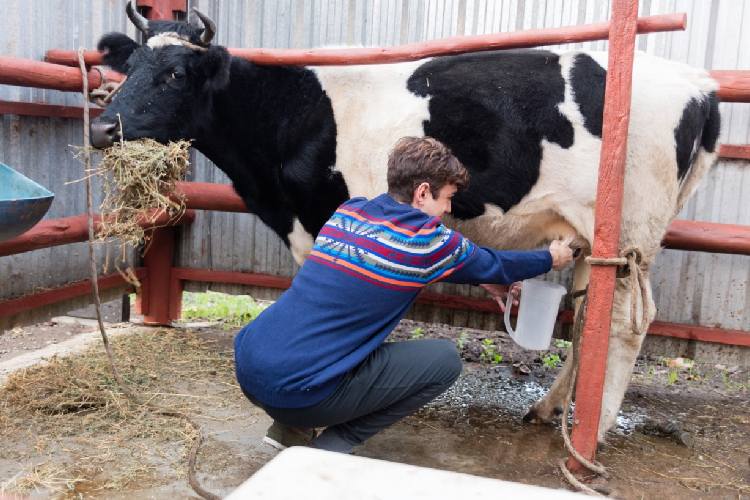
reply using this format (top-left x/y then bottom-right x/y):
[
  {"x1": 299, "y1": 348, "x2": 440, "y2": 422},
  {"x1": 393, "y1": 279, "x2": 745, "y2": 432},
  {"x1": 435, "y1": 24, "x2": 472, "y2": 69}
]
[{"x1": 524, "y1": 258, "x2": 590, "y2": 424}]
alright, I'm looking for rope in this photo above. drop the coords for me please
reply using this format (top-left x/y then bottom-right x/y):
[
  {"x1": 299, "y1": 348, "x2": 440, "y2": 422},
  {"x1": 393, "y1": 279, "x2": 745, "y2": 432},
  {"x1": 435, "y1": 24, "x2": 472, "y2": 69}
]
[
  {"x1": 87, "y1": 66, "x2": 126, "y2": 107},
  {"x1": 585, "y1": 246, "x2": 651, "y2": 335},
  {"x1": 558, "y1": 291, "x2": 608, "y2": 496},
  {"x1": 557, "y1": 246, "x2": 652, "y2": 493},
  {"x1": 77, "y1": 49, "x2": 220, "y2": 500}
]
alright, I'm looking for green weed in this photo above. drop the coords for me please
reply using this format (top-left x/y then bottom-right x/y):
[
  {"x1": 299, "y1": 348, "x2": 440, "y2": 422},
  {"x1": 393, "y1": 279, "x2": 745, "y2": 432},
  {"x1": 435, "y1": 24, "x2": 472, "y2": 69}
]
[
  {"x1": 181, "y1": 291, "x2": 266, "y2": 328},
  {"x1": 456, "y1": 331, "x2": 469, "y2": 351},
  {"x1": 410, "y1": 327, "x2": 425, "y2": 340},
  {"x1": 480, "y1": 338, "x2": 503, "y2": 364},
  {"x1": 542, "y1": 353, "x2": 562, "y2": 369},
  {"x1": 554, "y1": 339, "x2": 572, "y2": 349}
]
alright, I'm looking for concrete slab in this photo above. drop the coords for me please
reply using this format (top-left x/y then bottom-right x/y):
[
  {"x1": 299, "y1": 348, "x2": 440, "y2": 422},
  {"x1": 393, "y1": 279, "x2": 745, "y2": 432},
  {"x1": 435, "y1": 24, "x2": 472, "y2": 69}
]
[{"x1": 226, "y1": 447, "x2": 583, "y2": 500}]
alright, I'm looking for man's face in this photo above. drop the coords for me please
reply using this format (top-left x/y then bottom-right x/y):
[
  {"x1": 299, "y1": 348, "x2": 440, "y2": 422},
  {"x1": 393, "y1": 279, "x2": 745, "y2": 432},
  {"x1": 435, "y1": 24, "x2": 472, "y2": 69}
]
[{"x1": 412, "y1": 183, "x2": 457, "y2": 218}]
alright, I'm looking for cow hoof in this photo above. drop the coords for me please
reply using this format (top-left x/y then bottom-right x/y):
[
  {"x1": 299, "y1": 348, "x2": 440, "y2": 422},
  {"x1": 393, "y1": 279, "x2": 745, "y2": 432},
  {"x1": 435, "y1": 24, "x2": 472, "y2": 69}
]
[
  {"x1": 523, "y1": 407, "x2": 554, "y2": 424},
  {"x1": 524, "y1": 403, "x2": 562, "y2": 424},
  {"x1": 522, "y1": 409, "x2": 538, "y2": 423}
]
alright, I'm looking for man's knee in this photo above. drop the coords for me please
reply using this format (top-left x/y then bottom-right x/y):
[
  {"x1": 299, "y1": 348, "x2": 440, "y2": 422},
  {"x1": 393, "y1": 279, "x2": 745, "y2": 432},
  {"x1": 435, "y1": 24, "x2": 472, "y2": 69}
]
[{"x1": 429, "y1": 339, "x2": 462, "y2": 385}]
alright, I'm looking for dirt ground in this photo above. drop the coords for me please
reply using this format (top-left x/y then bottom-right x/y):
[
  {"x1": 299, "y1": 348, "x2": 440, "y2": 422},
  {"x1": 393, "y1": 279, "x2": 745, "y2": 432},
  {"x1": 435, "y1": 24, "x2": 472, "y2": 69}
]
[{"x1": 0, "y1": 318, "x2": 748, "y2": 499}]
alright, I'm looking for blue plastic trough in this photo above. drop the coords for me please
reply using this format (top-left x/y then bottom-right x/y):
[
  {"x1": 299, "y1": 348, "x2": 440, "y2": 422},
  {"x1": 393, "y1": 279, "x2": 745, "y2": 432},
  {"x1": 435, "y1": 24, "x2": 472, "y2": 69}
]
[{"x1": 0, "y1": 162, "x2": 55, "y2": 243}]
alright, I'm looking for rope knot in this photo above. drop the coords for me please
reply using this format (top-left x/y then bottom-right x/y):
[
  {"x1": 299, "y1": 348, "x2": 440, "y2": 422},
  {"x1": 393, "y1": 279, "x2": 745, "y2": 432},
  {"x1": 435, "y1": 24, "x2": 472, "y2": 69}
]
[
  {"x1": 88, "y1": 67, "x2": 126, "y2": 107},
  {"x1": 584, "y1": 246, "x2": 651, "y2": 336}
]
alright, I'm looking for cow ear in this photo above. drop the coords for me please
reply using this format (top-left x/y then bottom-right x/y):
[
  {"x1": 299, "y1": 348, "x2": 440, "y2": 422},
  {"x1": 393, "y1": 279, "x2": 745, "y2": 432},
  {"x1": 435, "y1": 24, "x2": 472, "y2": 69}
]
[
  {"x1": 198, "y1": 45, "x2": 231, "y2": 92},
  {"x1": 97, "y1": 32, "x2": 139, "y2": 74}
]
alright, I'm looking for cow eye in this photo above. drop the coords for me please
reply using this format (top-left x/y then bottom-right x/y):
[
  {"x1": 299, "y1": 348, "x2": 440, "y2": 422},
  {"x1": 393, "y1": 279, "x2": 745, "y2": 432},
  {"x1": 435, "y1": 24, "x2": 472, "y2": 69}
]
[{"x1": 170, "y1": 70, "x2": 184, "y2": 80}]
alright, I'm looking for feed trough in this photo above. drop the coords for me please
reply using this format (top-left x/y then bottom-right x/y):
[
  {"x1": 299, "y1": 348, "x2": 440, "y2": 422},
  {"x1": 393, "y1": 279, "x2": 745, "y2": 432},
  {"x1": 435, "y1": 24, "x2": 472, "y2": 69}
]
[{"x1": 0, "y1": 162, "x2": 54, "y2": 243}]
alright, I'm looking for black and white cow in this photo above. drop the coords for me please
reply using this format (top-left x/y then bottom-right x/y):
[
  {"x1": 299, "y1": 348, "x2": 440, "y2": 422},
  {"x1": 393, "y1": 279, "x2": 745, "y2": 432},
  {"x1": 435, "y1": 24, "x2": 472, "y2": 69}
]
[{"x1": 91, "y1": 4, "x2": 721, "y2": 441}]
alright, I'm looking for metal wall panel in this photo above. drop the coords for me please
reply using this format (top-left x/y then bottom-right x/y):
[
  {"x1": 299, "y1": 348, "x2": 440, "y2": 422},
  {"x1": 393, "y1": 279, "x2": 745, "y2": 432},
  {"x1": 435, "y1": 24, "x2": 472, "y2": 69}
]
[
  {"x1": 0, "y1": 1, "x2": 137, "y2": 328},
  {"x1": 1, "y1": 1, "x2": 748, "y2": 331},
  {"x1": 179, "y1": 0, "x2": 749, "y2": 332}
]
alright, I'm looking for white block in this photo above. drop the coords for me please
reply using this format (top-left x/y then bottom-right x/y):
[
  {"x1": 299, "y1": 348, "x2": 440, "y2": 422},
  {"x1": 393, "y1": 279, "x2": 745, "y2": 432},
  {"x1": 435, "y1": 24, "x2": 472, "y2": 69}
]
[{"x1": 227, "y1": 447, "x2": 583, "y2": 500}]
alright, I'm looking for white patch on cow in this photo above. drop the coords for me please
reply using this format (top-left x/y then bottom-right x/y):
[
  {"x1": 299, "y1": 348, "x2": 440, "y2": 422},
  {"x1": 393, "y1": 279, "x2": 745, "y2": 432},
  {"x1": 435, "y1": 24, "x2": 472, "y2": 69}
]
[
  {"x1": 525, "y1": 50, "x2": 720, "y2": 437},
  {"x1": 481, "y1": 203, "x2": 504, "y2": 217},
  {"x1": 147, "y1": 32, "x2": 188, "y2": 48},
  {"x1": 312, "y1": 61, "x2": 431, "y2": 198},
  {"x1": 287, "y1": 217, "x2": 314, "y2": 265}
]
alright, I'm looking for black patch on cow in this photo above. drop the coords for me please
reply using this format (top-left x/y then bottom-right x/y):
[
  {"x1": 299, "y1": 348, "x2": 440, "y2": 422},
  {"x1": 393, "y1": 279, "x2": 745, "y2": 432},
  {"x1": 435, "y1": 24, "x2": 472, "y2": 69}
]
[
  {"x1": 674, "y1": 92, "x2": 720, "y2": 180},
  {"x1": 570, "y1": 53, "x2": 606, "y2": 137},
  {"x1": 193, "y1": 60, "x2": 349, "y2": 242},
  {"x1": 94, "y1": 35, "x2": 348, "y2": 244},
  {"x1": 407, "y1": 49, "x2": 574, "y2": 219}
]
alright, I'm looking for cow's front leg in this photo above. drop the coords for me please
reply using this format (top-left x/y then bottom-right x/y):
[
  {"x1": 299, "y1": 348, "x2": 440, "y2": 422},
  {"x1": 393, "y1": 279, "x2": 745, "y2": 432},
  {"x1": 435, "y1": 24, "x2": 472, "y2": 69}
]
[
  {"x1": 597, "y1": 272, "x2": 655, "y2": 440},
  {"x1": 524, "y1": 259, "x2": 590, "y2": 424}
]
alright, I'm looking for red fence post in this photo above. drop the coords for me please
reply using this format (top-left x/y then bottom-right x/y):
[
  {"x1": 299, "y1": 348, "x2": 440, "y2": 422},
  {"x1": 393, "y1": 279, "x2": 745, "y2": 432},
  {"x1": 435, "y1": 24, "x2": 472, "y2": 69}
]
[
  {"x1": 134, "y1": 0, "x2": 188, "y2": 324},
  {"x1": 136, "y1": 0, "x2": 187, "y2": 21},
  {"x1": 141, "y1": 227, "x2": 182, "y2": 325},
  {"x1": 567, "y1": 0, "x2": 639, "y2": 472}
]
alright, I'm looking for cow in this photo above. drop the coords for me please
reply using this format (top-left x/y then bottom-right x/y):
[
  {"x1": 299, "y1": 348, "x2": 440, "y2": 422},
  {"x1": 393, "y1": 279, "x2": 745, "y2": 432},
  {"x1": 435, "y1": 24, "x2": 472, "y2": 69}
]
[{"x1": 91, "y1": 3, "x2": 721, "y2": 442}]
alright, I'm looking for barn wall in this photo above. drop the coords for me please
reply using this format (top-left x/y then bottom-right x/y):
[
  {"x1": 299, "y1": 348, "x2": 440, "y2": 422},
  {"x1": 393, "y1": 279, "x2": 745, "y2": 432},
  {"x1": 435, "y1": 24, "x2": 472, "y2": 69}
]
[
  {"x1": 181, "y1": 0, "x2": 749, "y2": 331},
  {"x1": 0, "y1": 1, "x2": 747, "y2": 332},
  {"x1": 0, "y1": 1, "x2": 138, "y2": 329}
]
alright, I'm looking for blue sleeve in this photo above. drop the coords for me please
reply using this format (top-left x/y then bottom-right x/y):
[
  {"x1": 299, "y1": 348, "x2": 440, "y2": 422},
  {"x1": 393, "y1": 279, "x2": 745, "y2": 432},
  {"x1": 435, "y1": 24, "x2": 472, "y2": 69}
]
[{"x1": 443, "y1": 241, "x2": 553, "y2": 285}]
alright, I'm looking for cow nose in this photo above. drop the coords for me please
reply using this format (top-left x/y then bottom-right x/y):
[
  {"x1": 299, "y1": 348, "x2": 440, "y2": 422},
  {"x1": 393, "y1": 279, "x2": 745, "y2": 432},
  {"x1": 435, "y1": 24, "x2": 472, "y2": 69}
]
[{"x1": 90, "y1": 120, "x2": 118, "y2": 148}]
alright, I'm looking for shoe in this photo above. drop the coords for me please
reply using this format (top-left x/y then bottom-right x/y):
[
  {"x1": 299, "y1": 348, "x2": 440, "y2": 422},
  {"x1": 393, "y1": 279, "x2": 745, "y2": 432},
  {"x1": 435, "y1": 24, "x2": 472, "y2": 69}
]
[{"x1": 262, "y1": 421, "x2": 316, "y2": 450}]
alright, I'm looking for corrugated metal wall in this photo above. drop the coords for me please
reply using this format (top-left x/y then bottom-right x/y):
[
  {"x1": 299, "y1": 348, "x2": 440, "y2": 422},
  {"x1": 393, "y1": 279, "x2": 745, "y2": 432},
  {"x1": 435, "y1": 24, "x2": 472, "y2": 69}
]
[
  {"x1": 0, "y1": 1, "x2": 138, "y2": 328},
  {"x1": 1, "y1": 1, "x2": 748, "y2": 331}
]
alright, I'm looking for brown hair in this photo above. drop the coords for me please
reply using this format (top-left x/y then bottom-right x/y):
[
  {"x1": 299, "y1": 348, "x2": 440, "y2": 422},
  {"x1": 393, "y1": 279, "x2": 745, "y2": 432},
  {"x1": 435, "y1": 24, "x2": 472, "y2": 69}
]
[{"x1": 386, "y1": 136, "x2": 469, "y2": 202}]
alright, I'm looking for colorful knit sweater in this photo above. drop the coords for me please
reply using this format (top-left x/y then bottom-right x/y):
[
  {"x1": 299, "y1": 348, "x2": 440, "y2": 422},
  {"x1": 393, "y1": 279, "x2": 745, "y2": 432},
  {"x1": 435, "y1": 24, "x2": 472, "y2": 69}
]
[{"x1": 234, "y1": 194, "x2": 552, "y2": 408}]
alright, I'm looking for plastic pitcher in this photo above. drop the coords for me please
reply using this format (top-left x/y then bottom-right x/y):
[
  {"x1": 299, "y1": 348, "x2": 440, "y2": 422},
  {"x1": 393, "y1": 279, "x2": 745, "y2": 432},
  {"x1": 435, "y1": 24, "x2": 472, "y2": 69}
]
[{"x1": 503, "y1": 279, "x2": 567, "y2": 350}]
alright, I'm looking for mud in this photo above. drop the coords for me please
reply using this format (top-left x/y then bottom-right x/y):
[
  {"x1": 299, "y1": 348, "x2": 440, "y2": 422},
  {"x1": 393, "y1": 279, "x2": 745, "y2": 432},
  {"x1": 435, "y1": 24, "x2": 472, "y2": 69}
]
[{"x1": 0, "y1": 320, "x2": 748, "y2": 499}]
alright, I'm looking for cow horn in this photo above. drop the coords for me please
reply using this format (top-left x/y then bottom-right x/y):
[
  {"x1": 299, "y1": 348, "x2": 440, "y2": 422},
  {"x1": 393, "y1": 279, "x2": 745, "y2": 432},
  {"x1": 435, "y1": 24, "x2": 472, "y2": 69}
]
[
  {"x1": 125, "y1": 0, "x2": 149, "y2": 35},
  {"x1": 192, "y1": 7, "x2": 216, "y2": 45}
]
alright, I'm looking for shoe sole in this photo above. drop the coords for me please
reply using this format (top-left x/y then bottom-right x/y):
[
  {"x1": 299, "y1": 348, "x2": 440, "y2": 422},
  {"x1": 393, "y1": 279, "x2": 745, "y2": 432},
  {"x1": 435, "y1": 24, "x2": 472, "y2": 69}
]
[{"x1": 262, "y1": 435, "x2": 287, "y2": 451}]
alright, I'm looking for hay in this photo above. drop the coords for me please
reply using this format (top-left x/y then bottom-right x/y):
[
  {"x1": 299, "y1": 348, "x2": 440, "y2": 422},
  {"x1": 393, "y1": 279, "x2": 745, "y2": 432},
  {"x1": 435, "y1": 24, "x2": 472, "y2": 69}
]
[
  {"x1": 92, "y1": 138, "x2": 191, "y2": 248},
  {"x1": 0, "y1": 329, "x2": 237, "y2": 496}
]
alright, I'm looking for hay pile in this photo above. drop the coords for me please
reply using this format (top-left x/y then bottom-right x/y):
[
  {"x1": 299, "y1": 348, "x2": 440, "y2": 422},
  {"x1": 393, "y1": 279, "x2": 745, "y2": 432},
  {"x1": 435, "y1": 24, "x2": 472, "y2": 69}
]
[
  {"x1": 0, "y1": 329, "x2": 238, "y2": 496},
  {"x1": 92, "y1": 138, "x2": 191, "y2": 247}
]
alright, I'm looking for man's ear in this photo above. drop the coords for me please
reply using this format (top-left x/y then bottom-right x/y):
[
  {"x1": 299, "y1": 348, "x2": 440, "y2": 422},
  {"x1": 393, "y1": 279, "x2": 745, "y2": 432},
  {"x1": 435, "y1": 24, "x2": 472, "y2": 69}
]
[
  {"x1": 412, "y1": 182, "x2": 431, "y2": 205},
  {"x1": 97, "y1": 32, "x2": 139, "y2": 73},
  {"x1": 198, "y1": 45, "x2": 231, "y2": 92}
]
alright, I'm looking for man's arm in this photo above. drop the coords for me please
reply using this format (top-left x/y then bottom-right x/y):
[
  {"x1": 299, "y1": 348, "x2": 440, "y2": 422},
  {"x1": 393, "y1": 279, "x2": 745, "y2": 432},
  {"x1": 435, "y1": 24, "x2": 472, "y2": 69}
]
[
  {"x1": 443, "y1": 246, "x2": 551, "y2": 285},
  {"x1": 442, "y1": 237, "x2": 574, "y2": 285}
]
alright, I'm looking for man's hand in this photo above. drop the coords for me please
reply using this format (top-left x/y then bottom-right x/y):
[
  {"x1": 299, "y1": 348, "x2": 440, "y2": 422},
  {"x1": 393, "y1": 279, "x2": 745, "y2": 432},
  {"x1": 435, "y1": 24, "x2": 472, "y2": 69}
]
[
  {"x1": 480, "y1": 282, "x2": 522, "y2": 313},
  {"x1": 549, "y1": 237, "x2": 575, "y2": 270}
]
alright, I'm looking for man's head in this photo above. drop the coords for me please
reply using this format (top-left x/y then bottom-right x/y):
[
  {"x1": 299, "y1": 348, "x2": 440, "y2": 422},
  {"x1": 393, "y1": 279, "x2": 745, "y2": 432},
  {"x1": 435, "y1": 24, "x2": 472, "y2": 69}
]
[{"x1": 387, "y1": 137, "x2": 469, "y2": 218}]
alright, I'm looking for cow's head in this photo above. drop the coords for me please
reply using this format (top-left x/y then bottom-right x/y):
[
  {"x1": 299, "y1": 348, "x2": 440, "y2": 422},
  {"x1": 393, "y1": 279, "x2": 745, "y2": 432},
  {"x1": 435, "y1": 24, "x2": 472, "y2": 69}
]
[{"x1": 91, "y1": 1, "x2": 230, "y2": 148}]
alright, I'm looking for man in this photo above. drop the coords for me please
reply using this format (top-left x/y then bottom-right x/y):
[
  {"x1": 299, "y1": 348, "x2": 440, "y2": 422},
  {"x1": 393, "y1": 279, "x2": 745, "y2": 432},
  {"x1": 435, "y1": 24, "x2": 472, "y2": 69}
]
[{"x1": 234, "y1": 137, "x2": 574, "y2": 453}]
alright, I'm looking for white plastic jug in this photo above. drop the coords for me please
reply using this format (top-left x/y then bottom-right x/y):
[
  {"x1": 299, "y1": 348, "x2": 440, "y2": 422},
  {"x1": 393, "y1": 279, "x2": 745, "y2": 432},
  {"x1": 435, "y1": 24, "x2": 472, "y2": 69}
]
[{"x1": 503, "y1": 279, "x2": 567, "y2": 350}]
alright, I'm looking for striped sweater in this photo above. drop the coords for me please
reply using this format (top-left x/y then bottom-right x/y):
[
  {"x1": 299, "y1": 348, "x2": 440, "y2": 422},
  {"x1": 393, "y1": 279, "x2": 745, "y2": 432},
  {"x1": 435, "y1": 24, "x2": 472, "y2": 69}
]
[{"x1": 234, "y1": 194, "x2": 552, "y2": 408}]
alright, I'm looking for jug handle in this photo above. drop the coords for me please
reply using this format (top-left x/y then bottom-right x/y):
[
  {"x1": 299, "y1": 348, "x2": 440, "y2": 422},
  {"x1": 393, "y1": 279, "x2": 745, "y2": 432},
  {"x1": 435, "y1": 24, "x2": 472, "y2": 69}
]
[{"x1": 503, "y1": 290, "x2": 516, "y2": 342}]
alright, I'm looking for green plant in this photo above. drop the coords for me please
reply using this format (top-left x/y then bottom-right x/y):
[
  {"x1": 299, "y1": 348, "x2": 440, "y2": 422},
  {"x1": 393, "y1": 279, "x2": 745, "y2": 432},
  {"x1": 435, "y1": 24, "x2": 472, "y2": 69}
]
[
  {"x1": 410, "y1": 327, "x2": 425, "y2": 340},
  {"x1": 456, "y1": 331, "x2": 469, "y2": 351},
  {"x1": 542, "y1": 353, "x2": 562, "y2": 369},
  {"x1": 480, "y1": 338, "x2": 503, "y2": 364},
  {"x1": 181, "y1": 291, "x2": 267, "y2": 328},
  {"x1": 667, "y1": 369, "x2": 679, "y2": 385},
  {"x1": 554, "y1": 339, "x2": 572, "y2": 349}
]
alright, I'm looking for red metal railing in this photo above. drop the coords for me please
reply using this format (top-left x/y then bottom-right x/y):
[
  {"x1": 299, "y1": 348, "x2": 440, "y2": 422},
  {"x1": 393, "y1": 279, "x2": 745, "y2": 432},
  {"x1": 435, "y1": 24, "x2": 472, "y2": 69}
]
[{"x1": 45, "y1": 13, "x2": 686, "y2": 67}]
